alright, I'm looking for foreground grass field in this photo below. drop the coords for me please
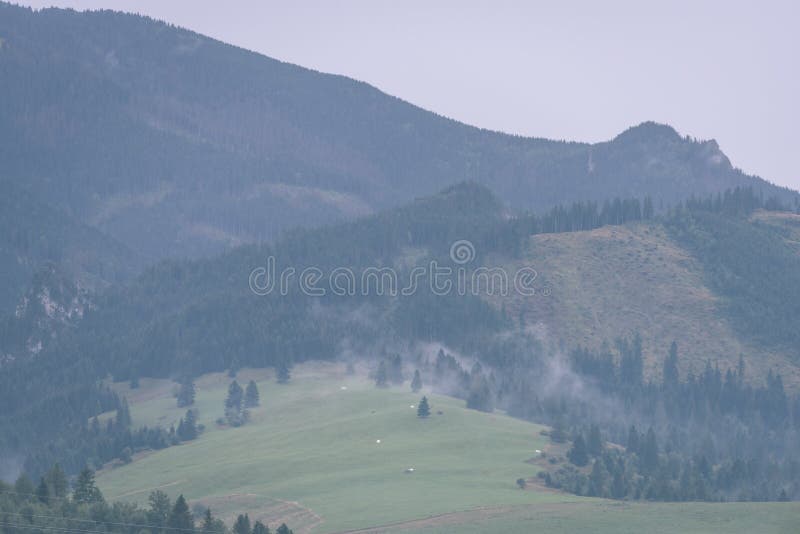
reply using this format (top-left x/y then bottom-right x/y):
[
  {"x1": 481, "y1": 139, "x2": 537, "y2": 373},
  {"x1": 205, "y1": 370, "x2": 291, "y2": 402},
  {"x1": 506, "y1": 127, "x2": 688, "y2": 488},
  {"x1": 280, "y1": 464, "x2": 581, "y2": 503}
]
[{"x1": 96, "y1": 363, "x2": 800, "y2": 533}]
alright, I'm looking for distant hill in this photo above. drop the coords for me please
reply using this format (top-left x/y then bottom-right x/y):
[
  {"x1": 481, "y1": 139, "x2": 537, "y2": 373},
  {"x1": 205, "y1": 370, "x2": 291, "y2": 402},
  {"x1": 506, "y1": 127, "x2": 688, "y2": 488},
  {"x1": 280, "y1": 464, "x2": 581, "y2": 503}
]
[{"x1": 1, "y1": 2, "x2": 796, "y2": 277}]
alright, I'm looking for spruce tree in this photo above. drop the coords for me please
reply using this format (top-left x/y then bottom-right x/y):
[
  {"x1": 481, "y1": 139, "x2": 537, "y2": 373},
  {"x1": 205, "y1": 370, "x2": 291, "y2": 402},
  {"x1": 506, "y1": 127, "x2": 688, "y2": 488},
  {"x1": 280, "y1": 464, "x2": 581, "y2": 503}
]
[
  {"x1": 177, "y1": 378, "x2": 196, "y2": 407},
  {"x1": 73, "y1": 467, "x2": 103, "y2": 504},
  {"x1": 663, "y1": 341, "x2": 679, "y2": 388},
  {"x1": 276, "y1": 524, "x2": 293, "y2": 534},
  {"x1": 642, "y1": 428, "x2": 660, "y2": 473},
  {"x1": 148, "y1": 490, "x2": 172, "y2": 528},
  {"x1": 233, "y1": 514, "x2": 251, "y2": 534},
  {"x1": 168, "y1": 495, "x2": 194, "y2": 531},
  {"x1": 14, "y1": 473, "x2": 34, "y2": 498},
  {"x1": 47, "y1": 464, "x2": 68, "y2": 498},
  {"x1": 611, "y1": 470, "x2": 627, "y2": 499},
  {"x1": 417, "y1": 396, "x2": 431, "y2": 418},
  {"x1": 252, "y1": 521, "x2": 270, "y2": 534},
  {"x1": 244, "y1": 380, "x2": 260, "y2": 408},
  {"x1": 567, "y1": 435, "x2": 589, "y2": 466},
  {"x1": 179, "y1": 409, "x2": 198, "y2": 440},
  {"x1": 226, "y1": 380, "x2": 243, "y2": 410},
  {"x1": 375, "y1": 360, "x2": 388, "y2": 388},
  {"x1": 201, "y1": 509, "x2": 215, "y2": 534},
  {"x1": 588, "y1": 459, "x2": 606, "y2": 496},
  {"x1": 276, "y1": 361, "x2": 291, "y2": 384},
  {"x1": 411, "y1": 369, "x2": 422, "y2": 393},
  {"x1": 587, "y1": 425, "x2": 603, "y2": 456},
  {"x1": 389, "y1": 354, "x2": 404, "y2": 384},
  {"x1": 117, "y1": 398, "x2": 132, "y2": 427},
  {"x1": 36, "y1": 477, "x2": 50, "y2": 504}
]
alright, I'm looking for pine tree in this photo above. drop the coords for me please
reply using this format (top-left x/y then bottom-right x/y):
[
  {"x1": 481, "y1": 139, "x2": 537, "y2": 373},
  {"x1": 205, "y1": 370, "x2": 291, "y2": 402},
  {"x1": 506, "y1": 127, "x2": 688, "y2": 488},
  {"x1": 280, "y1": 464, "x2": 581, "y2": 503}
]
[
  {"x1": 244, "y1": 380, "x2": 260, "y2": 408},
  {"x1": 178, "y1": 409, "x2": 198, "y2": 441},
  {"x1": 73, "y1": 467, "x2": 103, "y2": 504},
  {"x1": 587, "y1": 425, "x2": 603, "y2": 456},
  {"x1": 201, "y1": 509, "x2": 215, "y2": 534},
  {"x1": 233, "y1": 514, "x2": 251, "y2": 534},
  {"x1": 116, "y1": 398, "x2": 132, "y2": 427},
  {"x1": 389, "y1": 354, "x2": 404, "y2": 385},
  {"x1": 226, "y1": 380, "x2": 243, "y2": 410},
  {"x1": 177, "y1": 378, "x2": 196, "y2": 407},
  {"x1": 14, "y1": 474, "x2": 34, "y2": 498},
  {"x1": 276, "y1": 361, "x2": 291, "y2": 384},
  {"x1": 611, "y1": 469, "x2": 627, "y2": 499},
  {"x1": 588, "y1": 459, "x2": 606, "y2": 497},
  {"x1": 36, "y1": 477, "x2": 50, "y2": 504},
  {"x1": 626, "y1": 425, "x2": 640, "y2": 454},
  {"x1": 148, "y1": 490, "x2": 172, "y2": 528},
  {"x1": 642, "y1": 427, "x2": 660, "y2": 473},
  {"x1": 168, "y1": 495, "x2": 194, "y2": 531},
  {"x1": 276, "y1": 524, "x2": 293, "y2": 534},
  {"x1": 411, "y1": 369, "x2": 422, "y2": 393},
  {"x1": 567, "y1": 434, "x2": 589, "y2": 466},
  {"x1": 417, "y1": 396, "x2": 431, "y2": 418},
  {"x1": 663, "y1": 341, "x2": 679, "y2": 388},
  {"x1": 375, "y1": 360, "x2": 388, "y2": 388},
  {"x1": 47, "y1": 464, "x2": 68, "y2": 498},
  {"x1": 252, "y1": 521, "x2": 270, "y2": 534}
]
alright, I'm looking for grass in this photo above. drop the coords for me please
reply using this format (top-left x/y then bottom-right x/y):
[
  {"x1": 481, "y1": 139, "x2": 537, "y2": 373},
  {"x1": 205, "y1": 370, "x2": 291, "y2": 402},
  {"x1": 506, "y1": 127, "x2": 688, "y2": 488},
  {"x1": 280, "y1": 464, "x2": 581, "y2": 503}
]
[
  {"x1": 97, "y1": 363, "x2": 800, "y2": 533},
  {"x1": 488, "y1": 222, "x2": 797, "y2": 384},
  {"x1": 98, "y1": 363, "x2": 571, "y2": 532}
]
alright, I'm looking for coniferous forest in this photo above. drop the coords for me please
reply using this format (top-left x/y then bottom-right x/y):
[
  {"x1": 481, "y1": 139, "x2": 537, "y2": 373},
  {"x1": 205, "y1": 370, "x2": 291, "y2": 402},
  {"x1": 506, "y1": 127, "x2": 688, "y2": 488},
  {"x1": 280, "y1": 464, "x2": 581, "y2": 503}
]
[{"x1": 2, "y1": 3, "x2": 800, "y2": 532}]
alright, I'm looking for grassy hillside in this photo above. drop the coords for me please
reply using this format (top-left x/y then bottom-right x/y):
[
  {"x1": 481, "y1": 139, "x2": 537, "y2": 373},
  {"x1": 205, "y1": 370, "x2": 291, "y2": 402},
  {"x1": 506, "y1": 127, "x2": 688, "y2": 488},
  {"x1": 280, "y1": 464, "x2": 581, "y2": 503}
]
[
  {"x1": 97, "y1": 363, "x2": 566, "y2": 533},
  {"x1": 491, "y1": 222, "x2": 800, "y2": 385},
  {"x1": 95, "y1": 363, "x2": 800, "y2": 533}
]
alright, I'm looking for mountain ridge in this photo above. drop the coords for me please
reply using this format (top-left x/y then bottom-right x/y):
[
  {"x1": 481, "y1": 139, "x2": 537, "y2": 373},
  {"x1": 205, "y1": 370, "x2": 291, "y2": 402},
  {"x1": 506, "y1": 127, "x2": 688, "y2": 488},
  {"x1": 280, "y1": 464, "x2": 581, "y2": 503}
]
[{"x1": 1, "y1": 2, "x2": 796, "y2": 273}]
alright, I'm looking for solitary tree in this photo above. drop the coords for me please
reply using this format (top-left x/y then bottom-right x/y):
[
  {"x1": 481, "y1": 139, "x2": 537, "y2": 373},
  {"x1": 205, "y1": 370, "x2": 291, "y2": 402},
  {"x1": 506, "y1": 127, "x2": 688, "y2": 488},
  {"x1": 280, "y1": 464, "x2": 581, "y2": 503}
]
[
  {"x1": 375, "y1": 360, "x2": 388, "y2": 388},
  {"x1": 276, "y1": 361, "x2": 291, "y2": 384},
  {"x1": 411, "y1": 369, "x2": 422, "y2": 393},
  {"x1": 168, "y1": 495, "x2": 194, "y2": 532},
  {"x1": 244, "y1": 380, "x2": 260, "y2": 408},
  {"x1": 516, "y1": 478, "x2": 527, "y2": 489},
  {"x1": 417, "y1": 396, "x2": 431, "y2": 418}
]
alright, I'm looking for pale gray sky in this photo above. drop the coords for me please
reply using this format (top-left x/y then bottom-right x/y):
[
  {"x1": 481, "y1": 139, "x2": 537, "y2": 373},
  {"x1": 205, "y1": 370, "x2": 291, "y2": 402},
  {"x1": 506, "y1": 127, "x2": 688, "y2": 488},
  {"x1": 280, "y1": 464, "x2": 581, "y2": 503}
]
[{"x1": 19, "y1": 0, "x2": 800, "y2": 191}]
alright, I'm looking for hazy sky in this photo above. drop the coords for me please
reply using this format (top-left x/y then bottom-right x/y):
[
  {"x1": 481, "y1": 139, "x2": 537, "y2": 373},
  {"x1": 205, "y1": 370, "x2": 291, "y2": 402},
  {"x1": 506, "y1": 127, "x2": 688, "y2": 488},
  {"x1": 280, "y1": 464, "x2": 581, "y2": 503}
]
[{"x1": 19, "y1": 1, "x2": 800, "y2": 190}]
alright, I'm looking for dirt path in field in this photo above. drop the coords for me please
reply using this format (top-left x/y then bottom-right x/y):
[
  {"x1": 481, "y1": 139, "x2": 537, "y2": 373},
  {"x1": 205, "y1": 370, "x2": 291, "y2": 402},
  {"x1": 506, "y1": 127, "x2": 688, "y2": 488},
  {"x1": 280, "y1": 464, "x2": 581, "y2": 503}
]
[
  {"x1": 329, "y1": 506, "x2": 518, "y2": 533},
  {"x1": 329, "y1": 502, "x2": 592, "y2": 534}
]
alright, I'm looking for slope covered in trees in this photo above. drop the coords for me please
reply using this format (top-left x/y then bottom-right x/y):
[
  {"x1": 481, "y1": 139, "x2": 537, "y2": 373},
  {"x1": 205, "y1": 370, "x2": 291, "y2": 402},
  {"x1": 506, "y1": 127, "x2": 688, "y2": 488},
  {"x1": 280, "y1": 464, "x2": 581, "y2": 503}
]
[{"x1": 0, "y1": 1, "x2": 796, "y2": 273}]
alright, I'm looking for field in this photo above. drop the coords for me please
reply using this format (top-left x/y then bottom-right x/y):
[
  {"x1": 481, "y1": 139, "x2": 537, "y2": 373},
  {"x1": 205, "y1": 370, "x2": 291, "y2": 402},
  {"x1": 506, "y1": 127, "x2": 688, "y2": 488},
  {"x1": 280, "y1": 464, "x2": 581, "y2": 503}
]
[{"x1": 96, "y1": 363, "x2": 800, "y2": 533}]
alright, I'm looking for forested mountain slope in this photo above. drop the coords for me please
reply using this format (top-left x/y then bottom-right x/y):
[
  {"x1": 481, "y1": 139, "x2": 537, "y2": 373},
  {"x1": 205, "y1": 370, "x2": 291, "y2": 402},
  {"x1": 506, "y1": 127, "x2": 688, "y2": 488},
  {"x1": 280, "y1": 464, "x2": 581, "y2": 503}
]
[{"x1": 1, "y1": 2, "x2": 797, "y2": 303}]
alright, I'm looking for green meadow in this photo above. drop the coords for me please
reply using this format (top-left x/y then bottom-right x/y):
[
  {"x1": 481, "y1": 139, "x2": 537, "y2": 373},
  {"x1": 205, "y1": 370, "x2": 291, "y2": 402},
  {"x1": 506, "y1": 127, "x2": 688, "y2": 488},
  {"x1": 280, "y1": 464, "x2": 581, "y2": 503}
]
[{"x1": 96, "y1": 363, "x2": 800, "y2": 533}]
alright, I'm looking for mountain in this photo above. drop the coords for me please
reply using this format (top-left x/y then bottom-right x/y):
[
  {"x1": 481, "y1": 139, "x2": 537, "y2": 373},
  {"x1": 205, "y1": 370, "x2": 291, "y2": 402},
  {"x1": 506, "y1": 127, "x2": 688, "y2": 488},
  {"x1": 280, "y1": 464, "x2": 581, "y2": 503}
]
[{"x1": 1, "y1": 2, "x2": 796, "y2": 277}]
